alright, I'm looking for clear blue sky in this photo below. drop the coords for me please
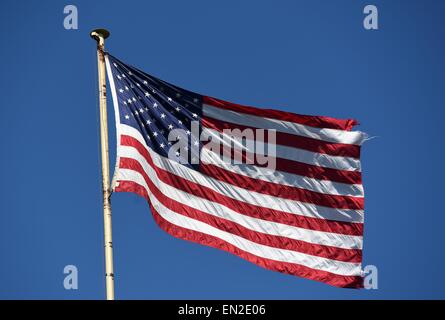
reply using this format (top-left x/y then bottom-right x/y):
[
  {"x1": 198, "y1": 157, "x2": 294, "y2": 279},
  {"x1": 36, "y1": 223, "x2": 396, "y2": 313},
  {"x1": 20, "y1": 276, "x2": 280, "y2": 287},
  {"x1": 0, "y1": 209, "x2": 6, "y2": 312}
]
[{"x1": 1, "y1": 0, "x2": 444, "y2": 299}]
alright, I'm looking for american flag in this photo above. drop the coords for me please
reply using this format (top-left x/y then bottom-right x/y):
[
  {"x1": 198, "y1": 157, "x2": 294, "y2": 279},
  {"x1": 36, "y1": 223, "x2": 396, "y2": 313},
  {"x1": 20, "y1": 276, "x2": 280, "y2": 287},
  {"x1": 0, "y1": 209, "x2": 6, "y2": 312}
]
[{"x1": 105, "y1": 53, "x2": 368, "y2": 288}]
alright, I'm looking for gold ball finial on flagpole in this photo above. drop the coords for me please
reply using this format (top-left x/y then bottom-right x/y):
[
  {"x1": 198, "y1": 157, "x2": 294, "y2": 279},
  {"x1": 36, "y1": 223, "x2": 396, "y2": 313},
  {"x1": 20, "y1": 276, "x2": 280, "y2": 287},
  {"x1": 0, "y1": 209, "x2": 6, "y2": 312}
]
[
  {"x1": 90, "y1": 28, "x2": 110, "y2": 41},
  {"x1": 90, "y1": 29, "x2": 110, "y2": 50}
]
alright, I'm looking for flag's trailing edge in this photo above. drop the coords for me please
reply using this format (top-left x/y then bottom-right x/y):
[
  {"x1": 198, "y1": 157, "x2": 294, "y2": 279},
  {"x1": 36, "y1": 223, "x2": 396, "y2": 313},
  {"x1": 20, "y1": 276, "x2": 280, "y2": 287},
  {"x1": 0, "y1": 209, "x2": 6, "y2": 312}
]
[{"x1": 105, "y1": 52, "x2": 367, "y2": 288}]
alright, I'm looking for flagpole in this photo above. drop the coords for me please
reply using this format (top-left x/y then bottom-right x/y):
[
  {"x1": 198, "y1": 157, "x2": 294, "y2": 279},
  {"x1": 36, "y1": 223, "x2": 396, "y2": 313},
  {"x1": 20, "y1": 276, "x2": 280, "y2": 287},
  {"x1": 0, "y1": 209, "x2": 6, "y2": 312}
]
[{"x1": 90, "y1": 28, "x2": 115, "y2": 300}]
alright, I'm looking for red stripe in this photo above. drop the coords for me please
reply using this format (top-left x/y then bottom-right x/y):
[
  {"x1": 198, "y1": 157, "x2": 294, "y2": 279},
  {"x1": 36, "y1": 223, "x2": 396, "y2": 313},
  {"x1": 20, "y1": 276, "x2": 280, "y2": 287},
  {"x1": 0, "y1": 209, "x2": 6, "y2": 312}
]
[
  {"x1": 119, "y1": 157, "x2": 362, "y2": 263},
  {"x1": 200, "y1": 161, "x2": 364, "y2": 210},
  {"x1": 202, "y1": 116, "x2": 361, "y2": 159},
  {"x1": 120, "y1": 135, "x2": 364, "y2": 236},
  {"x1": 115, "y1": 180, "x2": 363, "y2": 288},
  {"x1": 276, "y1": 157, "x2": 361, "y2": 185},
  {"x1": 203, "y1": 96, "x2": 359, "y2": 131}
]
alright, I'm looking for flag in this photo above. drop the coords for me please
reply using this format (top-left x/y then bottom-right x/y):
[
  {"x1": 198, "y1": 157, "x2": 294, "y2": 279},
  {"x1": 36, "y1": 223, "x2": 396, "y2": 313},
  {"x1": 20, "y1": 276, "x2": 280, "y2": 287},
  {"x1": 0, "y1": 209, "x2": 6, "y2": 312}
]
[{"x1": 105, "y1": 53, "x2": 368, "y2": 288}]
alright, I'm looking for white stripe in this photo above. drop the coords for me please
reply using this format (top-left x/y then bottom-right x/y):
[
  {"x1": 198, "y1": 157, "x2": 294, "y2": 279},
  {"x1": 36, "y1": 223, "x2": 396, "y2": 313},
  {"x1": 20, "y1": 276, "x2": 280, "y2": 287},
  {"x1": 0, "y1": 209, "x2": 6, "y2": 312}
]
[
  {"x1": 203, "y1": 104, "x2": 367, "y2": 145},
  {"x1": 119, "y1": 124, "x2": 364, "y2": 223},
  {"x1": 203, "y1": 128, "x2": 361, "y2": 172},
  {"x1": 117, "y1": 150, "x2": 363, "y2": 249},
  {"x1": 117, "y1": 168, "x2": 361, "y2": 276},
  {"x1": 200, "y1": 148, "x2": 364, "y2": 197}
]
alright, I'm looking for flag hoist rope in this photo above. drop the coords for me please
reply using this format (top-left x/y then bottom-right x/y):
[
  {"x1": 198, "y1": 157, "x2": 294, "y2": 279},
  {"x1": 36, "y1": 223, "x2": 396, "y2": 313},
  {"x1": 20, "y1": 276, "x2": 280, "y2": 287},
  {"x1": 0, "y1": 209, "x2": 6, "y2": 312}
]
[{"x1": 90, "y1": 28, "x2": 115, "y2": 300}]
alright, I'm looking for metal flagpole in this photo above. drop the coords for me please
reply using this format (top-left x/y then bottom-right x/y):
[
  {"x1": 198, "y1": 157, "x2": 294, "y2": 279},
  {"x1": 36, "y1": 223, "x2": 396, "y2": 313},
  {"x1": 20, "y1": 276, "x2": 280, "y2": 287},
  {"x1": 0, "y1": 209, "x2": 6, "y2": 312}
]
[{"x1": 90, "y1": 28, "x2": 115, "y2": 300}]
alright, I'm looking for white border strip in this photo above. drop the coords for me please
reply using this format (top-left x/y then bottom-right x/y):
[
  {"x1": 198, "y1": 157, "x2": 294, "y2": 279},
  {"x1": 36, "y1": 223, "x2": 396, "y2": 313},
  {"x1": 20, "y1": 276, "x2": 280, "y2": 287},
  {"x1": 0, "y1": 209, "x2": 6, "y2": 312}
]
[{"x1": 105, "y1": 54, "x2": 122, "y2": 190}]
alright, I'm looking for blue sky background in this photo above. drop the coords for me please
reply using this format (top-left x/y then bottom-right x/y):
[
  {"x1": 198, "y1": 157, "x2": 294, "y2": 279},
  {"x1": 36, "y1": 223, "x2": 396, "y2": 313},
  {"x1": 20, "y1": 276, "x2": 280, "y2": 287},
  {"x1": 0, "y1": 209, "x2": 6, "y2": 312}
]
[{"x1": 0, "y1": 0, "x2": 444, "y2": 299}]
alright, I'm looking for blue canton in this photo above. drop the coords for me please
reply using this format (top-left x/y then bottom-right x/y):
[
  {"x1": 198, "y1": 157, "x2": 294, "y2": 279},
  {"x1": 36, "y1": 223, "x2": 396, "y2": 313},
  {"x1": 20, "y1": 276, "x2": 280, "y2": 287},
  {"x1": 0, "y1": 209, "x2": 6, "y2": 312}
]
[{"x1": 107, "y1": 54, "x2": 203, "y2": 170}]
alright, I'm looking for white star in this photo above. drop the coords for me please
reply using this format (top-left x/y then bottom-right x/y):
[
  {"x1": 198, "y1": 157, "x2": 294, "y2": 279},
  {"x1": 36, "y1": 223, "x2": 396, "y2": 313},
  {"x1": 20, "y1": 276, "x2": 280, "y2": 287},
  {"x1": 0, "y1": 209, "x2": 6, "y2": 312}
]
[
  {"x1": 194, "y1": 140, "x2": 199, "y2": 146},
  {"x1": 128, "y1": 71, "x2": 132, "y2": 75},
  {"x1": 136, "y1": 83, "x2": 141, "y2": 87},
  {"x1": 125, "y1": 86, "x2": 129, "y2": 91},
  {"x1": 124, "y1": 115, "x2": 130, "y2": 119},
  {"x1": 143, "y1": 80, "x2": 148, "y2": 85},
  {"x1": 119, "y1": 88, "x2": 124, "y2": 93},
  {"x1": 139, "y1": 108, "x2": 144, "y2": 113},
  {"x1": 132, "y1": 97, "x2": 137, "y2": 102},
  {"x1": 127, "y1": 99, "x2": 132, "y2": 104},
  {"x1": 153, "y1": 132, "x2": 158, "y2": 137},
  {"x1": 186, "y1": 130, "x2": 190, "y2": 135},
  {"x1": 117, "y1": 75, "x2": 122, "y2": 80},
  {"x1": 175, "y1": 107, "x2": 180, "y2": 112},
  {"x1": 113, "y1": 63, "x2": 118, "y2": 67},
  {"x1": 123, "y1": 101, "x2": 127, "y2": 105},
  {"x1": 175, "y1": 151, "x2": 180, "y2": 157},
  {"x1": 192, "y1": 113, "x2": 198, "y2": 118},
  {"x1": 160, "y1": 113, "x2": 166, "y2": 119},
  {"x1": 134, "y1": 110, "x2": 139, "y2": 115},
  {"x1": 160, "y1": 143, "x2": 165, "y2": 148},
  {"x1": 146, "y1": 119, "x2": 152, "y2": 125},
  {"x1": 145, "y1": 92, "x2": 150, "y2": 97},
  {"x1": 168, "y1": 124, "x2": 173, "y2": 130},
  {"x1": 167, "y1": 97, "x2": 172, "y2": 102},
  {"x1": 153, "y1": 103, "x2": 158, "y2": 108},
  {"x1": 122, "y1": 74, "x2": 126, "y2": 78}
]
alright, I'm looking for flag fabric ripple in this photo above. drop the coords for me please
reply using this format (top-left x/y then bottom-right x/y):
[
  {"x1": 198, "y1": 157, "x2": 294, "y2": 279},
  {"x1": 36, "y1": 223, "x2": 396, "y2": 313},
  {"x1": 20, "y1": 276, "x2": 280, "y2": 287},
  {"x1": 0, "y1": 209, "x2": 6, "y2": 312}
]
[{"x1": 105, "y1": 53, "x2": 368, "y2": 288}]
